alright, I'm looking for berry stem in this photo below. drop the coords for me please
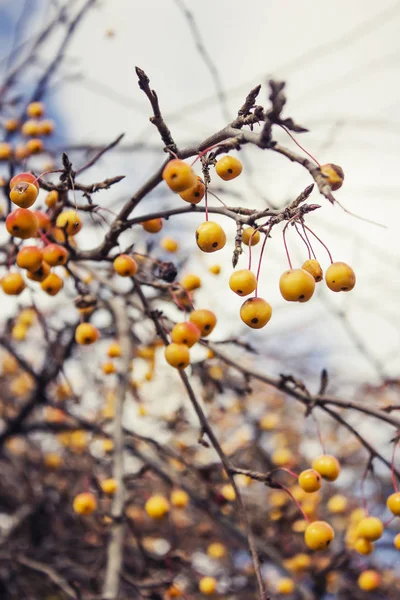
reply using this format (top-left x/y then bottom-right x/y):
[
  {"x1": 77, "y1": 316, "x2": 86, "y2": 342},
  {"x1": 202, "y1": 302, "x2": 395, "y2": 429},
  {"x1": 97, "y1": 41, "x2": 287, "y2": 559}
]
[
  {"x1": 279, "y1": 125, "x2": 321, "y2": 167},
  {"x1": 33, "y1": 168, "x2": 63, "y2": 186},
  {"x1": 247, "y1": 225, "x2": 262, "y2": 272},
  {"x1": 360, "y1": 461, "x2": 370, "y2": 515},
  {"x1": 282, "y1": 222, "x2": 293, "y2": 269},
  {"x1": 278, "y1": 482, "x2": 310, "y2": 523},
  {"x1": 302, "y1": 224, "x2": 333, "y2": 264},
  {"x1": 311, "y1": 412, "x2": 326, "y2": 454},
  {"x1": 301, "y1": 223, "x2": 317, "y2": 259},
  {"x1": 165, "y1": 148, "x2": 179, "y2": 160},
  {"x1": 204, "y1": 188, "x2": 209, "y2": 222},
  {"x1": 255, "y1": 226, "x2": 271, "y2": 297},
  {"x1": 191, "y1": 142, "x2": 226, "y2": 166},
  {"x1": 383, "y1": 515, "x2": 395, "y2": 528},
  {"x1": 294, "y1": 222, "x2": 312, "y2": 259}
]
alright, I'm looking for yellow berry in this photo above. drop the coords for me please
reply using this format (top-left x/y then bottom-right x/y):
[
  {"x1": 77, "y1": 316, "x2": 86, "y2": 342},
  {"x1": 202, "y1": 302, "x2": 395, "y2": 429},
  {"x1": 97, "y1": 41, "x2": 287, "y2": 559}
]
[
  {"x1": 45, "y1": 190, "x2": 58, "y2": 207},
  {"x1": 1, "y1": 272, "x2": 26, "y2": 295},
  {"x1": 171, "y1": 322, "x2": 201, "y2": 347},
  {"x1": 41, "y1": 273, "x2": 64, "y2": 296},
  {"x1": 141, "y1": 218, "x2": 163, "y2": 233},
  {"x1": 73, "y1": 492, "x2": 97, "y2": 515},
  {"x1": 113, "y1": 254, "x2": 138, "y2": 277},
  {"x1": 199, "y1": 576, "x2": 217, "y2": 595},
  {"x1": 102, "y1": 361, "x2": 116, "y2": 375},
  {"x1": 145, "y1": 494, "x2": 170, "y2": 519},
  {"x1": 394, "y1": 533, "x2": 400, "y2": 550},
  {"x1": 279, "y1": 269, "x2": 315, "y2": 302},
  {"x1": 27, "y1": 101, "x2": 44, "y2": 118},
  {"x1": 164, "y1": 343, "x2": 190, "y2": 369},
  {"x1": 312, "y1": 455, "x2": 340, "y2": 482},
  {"x1": 272, "y1": 448, "x2": 293, "y2": 466},
  {"x1": 0, "y1": 142, "x2": 12, "y2": 160},
  {"x1": 170, "y1": 489, "x2": 189, "y2": 508},
  {"x1": 356, "y1": 517, "x2": 384, "y2": 542},
  {"x1": 215, "y1": 155, "x2": 242, "y2": 181},
  {"x1": 100, "y1": 478, "x2": 118, "y2": 495},
  {"x1": 354, "y1": 537, "x2": 374, "y2": 555},
  {"x1": 242, "y1": 227, "x2": 260, "y2": 246},
  {"x1": 240, "y1": 297, "x2": 272, "y2": 329},
  {"x1": 161, "y1": 237, "x2": 179, "y2": 252},
  {"x1": 229, "y1": 269, "x2": 257, "y2": 297},
  {"x1": 259, "y1": 413, "x2": 279, "y2": 431},
  {"x1": 207, "y1": 542, "x2": 226, "y2": 559},
  {"x1": 327, "y1": 494, "x2": 348, "y2": 513},
  {"x1": 325, "y1": 262, "x2": 356, "y2": 292},
  {"x1": 26, "y1": 138, "x2": 43, "y2": 154},
  {"x1": 179, "y1": 176, "x2": 205, "y2": 204},
  {"x1": 107, "y1": 342, "x2": 121, "y2": 358},
  {"x1": 189, "y1": 309, "x2": 217, "y2": 337},
  {"x1": 162, "y1": 159, "x2": 197, "y2": 192},
  {"x1": 276, "y1": 578, "x2": 295, "y2": 594},
  {"x1": 56, "y1": 210, "x2": 82, "y2": 235},
  {"x1": 304, "y1": 520, "x2": 334, "y2": 551},
  {"x1": 221, "y1": 484, "x2": 236, "y2": 502},
  {"x1": 302, "y1": 259, "x2": 323, "y2": 282},
  {"x1": 9, "y1": 182, "x2": 38, "y2": 208},
  {"x1": 75, "y1": 323, "x2": 99, "y2": 345},
  {"x1": 209, "y1": 264, "x2": 220, "y2": 275},
  {"x1": 181, "y1": 273, "x2": 201, "y2": 291},
  {"x1": 196, "y1": 221, "x2": 226, "y2": 253},
  {"x1": 357, "y1": 570, "x2": 380, "y2": 591},
  {"x1": 320, "y1": 163, "x2": 344, "y2": 191},
  {"x1": 298, "y1": 469, "x2": 322, "y2": 493}
]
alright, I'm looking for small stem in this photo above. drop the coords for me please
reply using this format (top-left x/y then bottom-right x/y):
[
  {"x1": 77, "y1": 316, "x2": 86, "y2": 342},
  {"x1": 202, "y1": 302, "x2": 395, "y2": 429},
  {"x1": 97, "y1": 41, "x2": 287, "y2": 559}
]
[
  {"x1": 279, "y1": 125, "x2": 321, "y2": 167},
  {"x1": 311, "y1": 412, "x2": 326, "y2": 454},
  {"x1": 303, "y1": 224, "x2": 333, "y2": 264},
  {"x1": 278, "y1": 483, "x2": 310, "y2": 523},
  {"x1": 282, "y1": 222, "x2": 293, "y2": 269},
  {"x1": 301, "y1": 223, "x2": 316, "y2": 259},
  {"x1": 391, "y1": 439, "x2": 399, "y2": 493},
  {"x1": 204, "y1": 188, "x2": 209, "y2": 222},
  {"x1": 294, "y1": 222, "x2": 311, "y2": 260},
  {"x1": 191, "y1": 142, "x2": 226, "y2": 166},
  {"x1": 255, "y1": 227, "x2": 270, "y2": 297}
]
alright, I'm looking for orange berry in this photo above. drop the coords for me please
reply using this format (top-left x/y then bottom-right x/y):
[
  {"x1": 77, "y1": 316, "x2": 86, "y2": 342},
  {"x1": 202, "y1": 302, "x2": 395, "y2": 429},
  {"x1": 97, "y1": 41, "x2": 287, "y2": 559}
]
[
  {"x1": 229, "y1": 269, "x2": 257, "y2": 296},
  {"x1": 357, "y1": 570, "x2": 380, "y2": 591},
  {"x1": 162, "y1": 159, "x2": 197, "y2": 192},
  {"x1": 242, "y1": 227, "x2": 260, "y2": 246},
  {"x1": 298, "y1": 469, "x2": 322, "y2": 493},
  {"x1": 9, "y1": 182, "x2": 38, "y2": 208},
  {"x1": 164, "y1": 343, "x2": 190, "y2": 369},
  {"x1": 189, "y1": 309, "x2": 217, "y2": 336},
  {"x1": 181, "y1": 273, "x2": 201, "y2": 291},
  {"x1": 387, "y1": 491, "x2": 400, "y2": 516},
  {"x1": 141, "y1": 218, "x2": 163, "y2": 233},
  {"x1": 171, "y1": 322, "x2": 201, "y2": 347},
  {"x1": 179, "y1": 176, "x2": 205, "y2": 204},
  {"x1": 311, "y1": 455, "x2": 340, "y2": 482},
  {"x1": 196, "y1": 221, "x2": 226, "y2": 253},
  {"x1": 354, "y1": 537, "x2": 374, "y2": 555},
  {"x1": 40, "y1": 273, "x2": 63, "y2": 296},
  {"x1": 325, "y1": 262, "x2": 356, "y2": 292},
  {"x1": 240, "y1": 297, "x2": 272, "y2": 329},
  {"x1": 1, "y1": 272, "x2": 26, "y2": 295},
  {"x1": 27, "y1": 102, "x2": 44, "y2": 118},
  {"x1": 113, "y1": 254, "x2": 138, "y2": 277},
  {"x1": 27, "y1": 262, "x2": 51, "y2": 282},
  {"x1": 215, "y1": 155, "x2": 242, "y2": 180},
  {"x1": 320, "y1": 163, "x2": 344, "y2": 191},
  {"x1": 102, "y1": 361, "x2": 116, "y2": 375},
  {"x1": 75, "y1": 323, "x2": 99, "y2": 345},
  {"x1": 45, "y1": 190, "x2": 58, "y2": 207},
  {"x1": 356, "y1": 517, "x2": 384, "y2": 542},
  {"x1": 26, "y1": 138, "x2": 43, "y2": 154},
  {"x1": 145, "y1": 494, "x2": 170, "y2": 519},
  {"x1": 16, "y1": 246, "x2": 43, "y2": 271},
  {"x1": 10, "y1": 172, "x2": 39, "y2": 191},
  {"x1": 73, "y1": 492, "x2": 97, "y2": 515},
  {"x1": 6, "y1": 208, "x2": 38, "y2": 239},
  {"x1": 304, "y1": 520, "x2": 334, "y2": 551},
  {"x1": 279, "y1": 269, "x2": 315, "y2": 302},
  {"x1": 42, "y1": 243, "x2": 68, "y2": 266},
  {"x1": 161, "y1": 237, "x2": 179, "y2": 252},
  {"x1": 327, "y1": 494, "x2": 347, "y2": 513},
  {"x1": 302, "y1": 259, "x2": 323, "y2": 282},
  {"x1": 56, "y1": 210, "x2": 82, "y2": 235},
  {"x1": 207, "y1": 542, "x2": 226, "y2": 559}
]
